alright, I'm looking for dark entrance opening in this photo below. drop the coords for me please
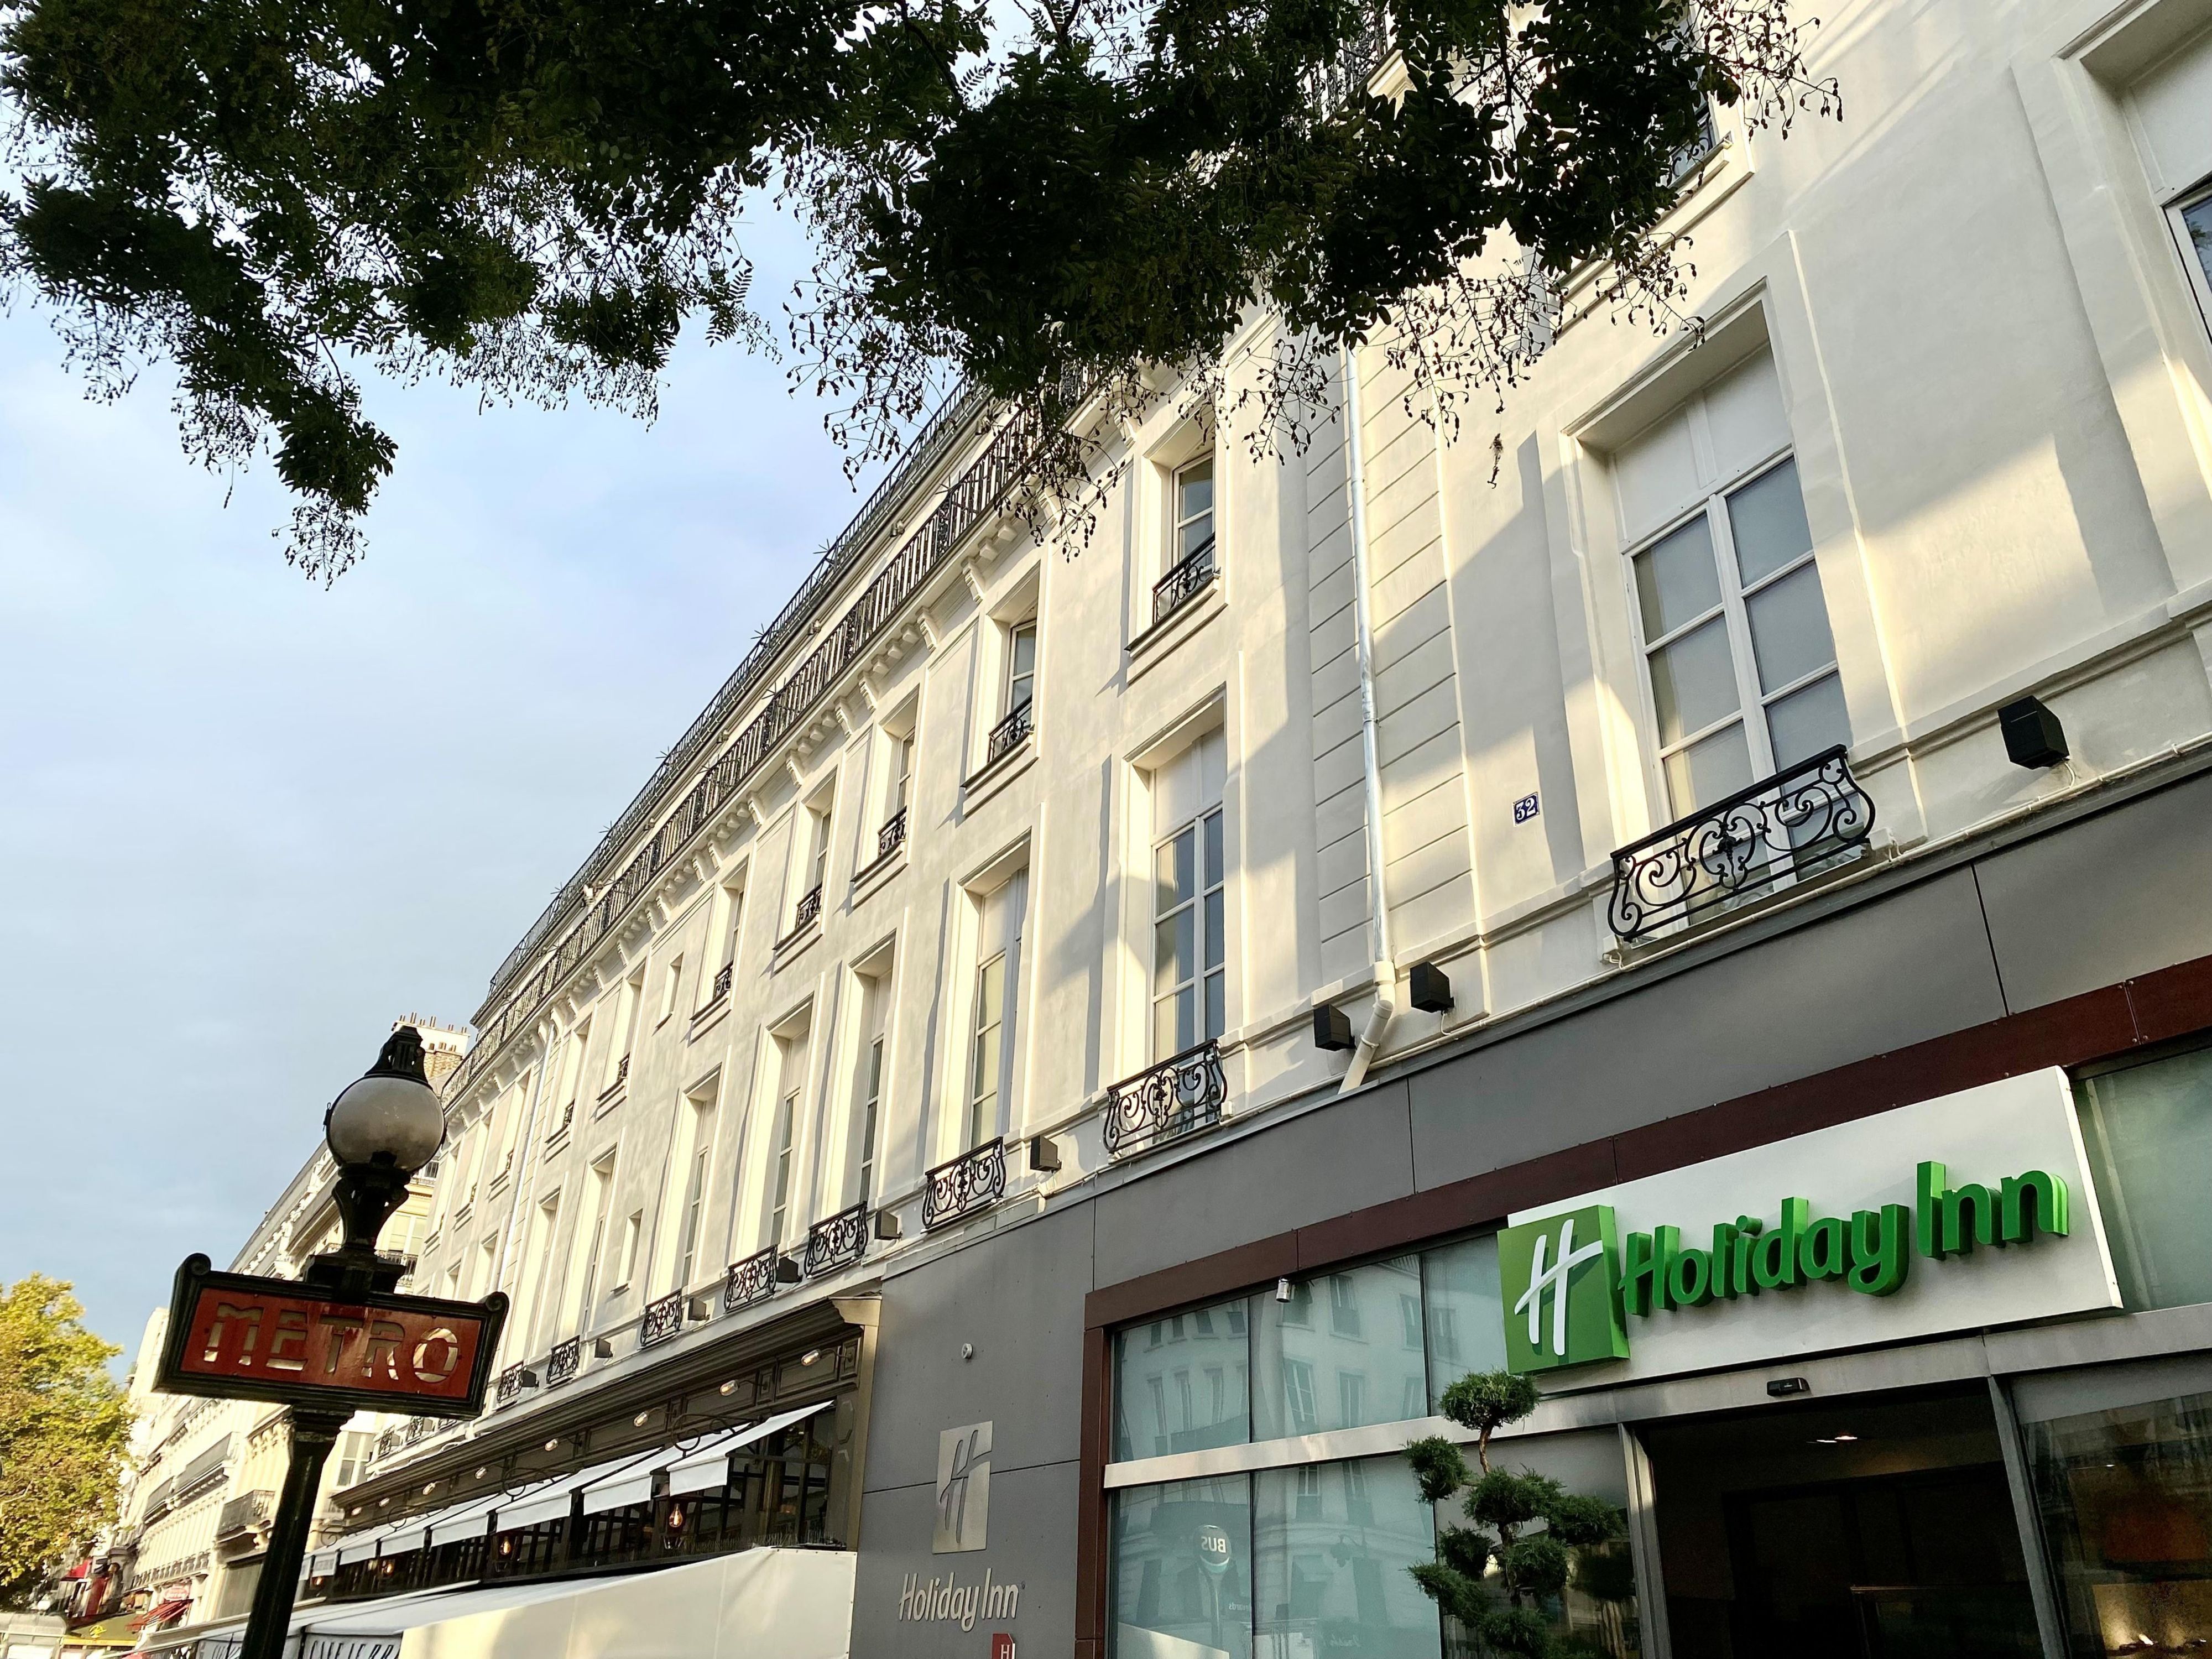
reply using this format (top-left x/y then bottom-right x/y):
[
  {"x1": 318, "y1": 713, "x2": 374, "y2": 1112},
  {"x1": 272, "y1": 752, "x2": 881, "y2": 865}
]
[{"x1": 1642, "y1": 1384, "x2": 2042, "y2": 1659}]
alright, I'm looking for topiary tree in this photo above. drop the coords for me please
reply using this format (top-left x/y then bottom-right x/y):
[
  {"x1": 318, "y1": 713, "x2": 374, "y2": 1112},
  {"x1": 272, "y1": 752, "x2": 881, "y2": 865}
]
[{"x1": 1404, "y1": 1371, "x2": 1627, "y2": 1659}]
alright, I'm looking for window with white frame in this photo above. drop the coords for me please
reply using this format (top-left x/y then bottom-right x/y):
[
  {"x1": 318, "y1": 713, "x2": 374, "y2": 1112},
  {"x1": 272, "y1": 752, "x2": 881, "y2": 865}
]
[
  {"x1": 659, "y1": 955, "x2": 684, "y2": 1021},
  {"x1": 1150, "y1": 728, "x2": 1229, "y2": 1061},
  {"x1": 570, "y1": 1154, "x2": 616, "y2": 1326},
  {"x1": 670, "y1": 1088, "x2": 717, "y2": 1288},
  {"x1": 560, "y1": 1019, "x2": 592, "y2": 1111},
  {"x1": 768, "y1": 1083, "x2": 801, "y2": 1246},
  {"x1": 791, "y1": 789, "x2": 833, "y2": 930},
  {"x1": 1614, "y1": 350, "x2": 1845, "y2": 818},
  {"x1": 1173, "y1": 457, "x2": 1214, "y2": 569},
  {"x1": 848, "y1": 972, "x2": 889, "y2": 1206},
  {"x1": 2176, "y1": 179, "x2": 2212, "y2": 323},
  {"x1": 518, "y1": 1194, "x2": 561, "y2": 1354},
  {"x1": 966, "y1": 869, "x2": 1029, "y2": 1147},
  {"x1": 1006, "y1": 622, "x2": 1037, "y2": 714},
  {"x1": 615, "y1": 1209, "x2": 643, "y2": 1288},
  {"x1": 606, "y1": 971, "x2": 642, "y2": 1090},
  {"x1": 703, "y1": 873, "x2": 744, "y2": 1006}
]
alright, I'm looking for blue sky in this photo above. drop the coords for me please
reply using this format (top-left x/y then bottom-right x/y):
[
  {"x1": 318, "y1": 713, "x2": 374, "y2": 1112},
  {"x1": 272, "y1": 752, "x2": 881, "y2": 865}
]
[{"x1": 0, "y1": 217, "x2": 887, "y2": 1370}]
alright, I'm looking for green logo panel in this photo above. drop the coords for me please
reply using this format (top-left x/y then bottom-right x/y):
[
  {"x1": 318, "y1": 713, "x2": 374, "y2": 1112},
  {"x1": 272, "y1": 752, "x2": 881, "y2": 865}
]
[{"x1": 1498, "y1": 1205, "x2": 1631, "y2": 1374}]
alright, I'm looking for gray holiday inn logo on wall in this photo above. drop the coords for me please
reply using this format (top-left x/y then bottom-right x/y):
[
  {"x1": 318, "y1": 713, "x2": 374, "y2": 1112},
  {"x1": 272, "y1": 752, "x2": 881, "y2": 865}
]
[{"x1": 934, "y1": 1421, "x2": 992, "y2": 1553}]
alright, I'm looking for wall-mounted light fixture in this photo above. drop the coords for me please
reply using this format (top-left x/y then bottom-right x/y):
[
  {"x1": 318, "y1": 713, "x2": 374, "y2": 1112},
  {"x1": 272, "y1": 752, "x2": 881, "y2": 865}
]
[{"x1": 1999, "y1": 695, "x2": 2068, "y2": 769}]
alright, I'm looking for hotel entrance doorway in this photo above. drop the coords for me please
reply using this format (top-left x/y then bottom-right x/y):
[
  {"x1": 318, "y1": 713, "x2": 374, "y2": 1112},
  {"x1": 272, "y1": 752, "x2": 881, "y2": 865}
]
[{"x1": 1641, "y1": 1384, "x2": 2041, "y2": 1658}]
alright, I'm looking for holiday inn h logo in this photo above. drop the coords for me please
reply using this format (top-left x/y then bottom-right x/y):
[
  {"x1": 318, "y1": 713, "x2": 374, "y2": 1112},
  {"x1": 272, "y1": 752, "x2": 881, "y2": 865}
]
[
  {"x1": 1499, "y1": 1205, "x2": 1631, "y2": 1373},
  {"x1": 1494, "y1": 1158, "x2": 2075, "y2": 1375}
]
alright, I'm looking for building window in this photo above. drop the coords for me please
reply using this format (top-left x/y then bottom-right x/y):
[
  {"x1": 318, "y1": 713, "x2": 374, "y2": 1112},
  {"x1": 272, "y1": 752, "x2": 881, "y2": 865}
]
[
  {"x1": 1173, "y1": 456, "x2": 1214, "y2": 567},
  {"x1": 705, "y1": 875, "x2": 744, "y2": 1005},
  {"x1": 965, "y1": 870, "x2": 1027, "y2": 1148},
  {"x1": 768, "y1": 1086, "x2": 800, "y2": 1246},
  {"x1": 614, "y1": 1211, "x2": 642, "y2": 1291},
  {"x1": 519, "y1": 1194, "x2": 562, "y2": 1354},
  {"x1": 672, "y1": 1092, "x2": 716, "y2": 1289},
  {"x1": 2077, "y1": 1045, "x2": 2212, "y2": 1310},
  {"x1": 1150, "y1": 728, "x2": 1228, "y2": 1061},
  {"x1": 2176, "y1": 180, "x2": 2212, "y2": 318},
  {"x1": 560, "y1": 1019, "x2": 592, "y2": 1112},
  {"x1": 606, "y1": 971, "x2": 643, "y2": 1090},
  {"x1": 1006, "y1": 622, "x2": 1036, "y2": 715},
  {"x1": 572, "y1": 1155, "x2": 616, "y2": 1325},
  {"x1": 659, "y1": 956, "x2": 684, "y2": 1022},
  {"x1": 849, "y1": 977, "x2": 888, "y2": 1207},
  {"x1": 1616, "y1": 352, "x2": 1845, "y2": 817}
]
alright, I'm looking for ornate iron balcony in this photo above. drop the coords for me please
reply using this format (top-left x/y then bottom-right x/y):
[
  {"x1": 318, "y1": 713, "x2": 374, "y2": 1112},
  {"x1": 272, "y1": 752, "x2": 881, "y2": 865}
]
[
  {"x1": 599, "y1": 1053, "x2": 630, "y2": 1099},
  {"x1": 374, "y1": 1428, "x2": 401, "y2": 1459},
  {"x1": 923, "y1": 1139, "x2": 1006, "y2": 1232},
  {"x1": 1152, "y1": 535, "x2": 1218, "y2": 626},
  {"x1": 724, "y1": 1246, "x2": 779, "y2": 1312},
  {"x1": 984, "y1": 701, "x2": 1034, "y2": 769},
  {"x1": 493, "y1": 1363, "x2": 539, "y2": 1405},
  {"x1": 213, "y1": 1491, "x2": 272, "y2": 1544},
  {"x1": 640, "y1": 1291, "x2": 685, "y2": 1349},
  {"x1": 780, "y1": 886, "x2": 823, "y2": 946},
  {"x1": 711, "y1": 961, "x2": 733, "y2": 1001},
  {"x1": 547, "y1": 1100, "x2": 573, "y2": 1141},
  {"x1": 1607, "y1": 745, "x2": 1876, "y2": 943},
  {"x1": 878, "y1": 808, "x2": 908, "y2": 861},
  {"x1": 545, "y1": 1337, "x2": 581, "y2": 1387},
  {"x1": 804, "y1": 1203, "x2": 870, "y2": 1277},
  {"x1": 405, "y1": 1417, "x2": 436, "y2": 1445},
  {"x1": 1105, "y1": 1039, "x2": 1229, "y2": 1159}
]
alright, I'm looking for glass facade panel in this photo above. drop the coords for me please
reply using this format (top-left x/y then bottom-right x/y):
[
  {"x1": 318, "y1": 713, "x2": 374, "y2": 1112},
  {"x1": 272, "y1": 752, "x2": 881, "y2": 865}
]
[
  {"x1": 1744, "y1": 563, "x2": 1835, "y2": 695},
  {"x1": 1116, "y1": 1300, "x2": 1253, "y2": 1462},
  {"x1": 1765, "y1": 671, "x2": 1849, "y2": 771},
  {"x1": 1422, "y1": 1237, "x2": 1507, "y2": 1412},
  {"x1": 2077, "y1": 1048, "x2": 2212, "y2": 1310},
  {"x1": 1113, "y1": 1475, "x2": 1254, "y2": 1659},
  {"x1": 1447, "y1": 1430, "x2": 1640, "y2": 1659},
  {"x1": 1256, "y1": 1454, "x2": 1441, "y2": 1659},
  {"x1": 1254, "y1": 1259, "x2": 1426, "y2": 1441},
  {"x1": 2027, "y1": 1386, "x2": 2212, "y2": 1658}
]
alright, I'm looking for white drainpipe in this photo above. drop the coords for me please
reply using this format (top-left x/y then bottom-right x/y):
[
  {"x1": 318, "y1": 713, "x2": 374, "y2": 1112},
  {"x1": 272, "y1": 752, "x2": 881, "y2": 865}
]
[{"x1": 1338, "y1": 342, "x2": 1397, "y2": 1095}]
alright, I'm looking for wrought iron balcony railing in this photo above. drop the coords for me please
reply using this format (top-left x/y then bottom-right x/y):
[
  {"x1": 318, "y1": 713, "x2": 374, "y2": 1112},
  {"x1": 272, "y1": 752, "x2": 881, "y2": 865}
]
[
  {"x1": 545, "y1": 1337, "x2": 581, "y2": 1387},
  {"x1": 779, "y1": 886, "x2": 823, "y2": 947},
  {"x1": 878, "y1": 808, "x2": 908, "y2": 861},
  {"x1": 804, "y1": 1203, "x2": 870, "y2": 1277},
  {"x1": 1606, "y1": 745, "x2": 1876, "y2": 943},
  {"x1": 984, "y1": 701, "x2": 1033, "y2": 770},
  {"x1": 923, "y1": 1139, "x2": 1006, "y2": 1232},
  {"x1": 1104, "y1": 1039, "x2": 1229, "y2": 1159},
  {"x1": 1152, "y1": 535, "x2": 1218, "y2": 627},
  {"x1": 213, "y1": 1491, "x2": 272, "y2": 1544},
  {"x1": 711, "y1": 962, "x2": 733, "y2": 1002},
  {"x1": 640, "y1": 1292, "x2": 685, "y2": 1349},
  {"x1": 724, "y1": 1246, "x2": 779, "y2": 1312},
  {"x1": 404, "y1": 1416, "x2": 436, "y2": 1445},
  {"x1": 598, "y1": 1054, "x2": 630, "y2": 1100},
  {"x1": 547, "y1": 1100, "x2": 574, "y2": 1142},
  {"x1": 494, "y1": 1363, "x2": 539, "y2": 1405}
]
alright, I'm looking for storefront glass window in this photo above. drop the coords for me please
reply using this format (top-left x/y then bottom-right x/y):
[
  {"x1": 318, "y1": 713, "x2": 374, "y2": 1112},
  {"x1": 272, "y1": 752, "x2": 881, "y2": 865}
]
[
  {"x1": 1115, "y1": 1298, "x2": 1252, "y2": 1461},
  {"x1": 1421, "y1": 1237, "x2": 1507, "y2": 1412},
  {"x1": 1255, "y1": 1454, "x2": 1441, "y2": 1659},
  {"x1": 2077, "y1": 1050, "x2": 2212, "y2": 1309},
  {"x1": 1254, "y1": 1258, "x2": 1426, "y2": 1440},
  {"x1": 1448, "y1": 1429, "x2": 1640, "y2": 1659},
  {"x1": 2026, "y1": 1386, "x2": 2212, "y2": 1658},
  {"x1": 1112, "y1": 1475, "x2": 1254, "y2": 1659}
]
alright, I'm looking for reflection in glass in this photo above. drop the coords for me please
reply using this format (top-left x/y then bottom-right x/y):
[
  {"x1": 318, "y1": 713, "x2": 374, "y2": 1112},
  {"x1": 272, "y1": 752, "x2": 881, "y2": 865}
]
[
  {"x1": 1647, "y1": 618, "x2": 1740, "y2": 748},
  {"x1": 2078, "y1": 1049, "x2": 2212, "y2": 1310},
  {"x1": 2027, "y1": 1387, "x2": 2212, "y2": 1658},
  {"x1": 1634, "y1": 515, "x2": 1721, "y2": 639},
  {"x1": 1443, "y1": 1431, "x2": 1640, "y2": 1659},
  {"x1": 1726, "y1": 458, "x2": 1815, "y2": 586},
  {"x1": 1421, "y1": 1238, "x2": 1507, "y2": 1412},
  {"x1": 1113, "y1": 1475, "x2": 1254, "y2": 1659},
  {"x1": 1115, "y1": 1300, "x2": 1251, "y2": 1461},
  {"x1": 1765, "y1": 672, "x2": 1849, "y2": 772},
  {"x1": 1254, "y1": 1260, "x2": 1425, "y2": 1442},
  {"x1": 1256, "y1": 1455, "x2": 1440, "y2": 1659},
  {"x1": 1661, "y1": 722, "x2": 1754, "y2": 817},
  {"x1": 2183, "y1": 194, "x2": 2212, "y2": 292},
  {"x1": 1745, "y1": 564, "x2": 1835, "y2": 695}
]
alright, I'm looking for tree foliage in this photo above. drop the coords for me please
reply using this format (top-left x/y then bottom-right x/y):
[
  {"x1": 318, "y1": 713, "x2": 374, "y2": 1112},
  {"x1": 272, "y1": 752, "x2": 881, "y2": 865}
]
[
  {"x1": 1405, "y1": 1369, "x2": 1628, "y2": 1659},
  {"x1": 0, "y1": 0, "x2": 1838, "y2": 575},
  {"x1": 0, "y1": 1276, "x2": 130, "y2": 1606}
]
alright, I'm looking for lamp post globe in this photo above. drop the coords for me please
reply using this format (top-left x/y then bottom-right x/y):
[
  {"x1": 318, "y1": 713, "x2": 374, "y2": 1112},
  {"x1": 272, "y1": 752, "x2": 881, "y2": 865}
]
[{"x1": 314, "y1": 1025, "x2": 446, "y2": 1296}]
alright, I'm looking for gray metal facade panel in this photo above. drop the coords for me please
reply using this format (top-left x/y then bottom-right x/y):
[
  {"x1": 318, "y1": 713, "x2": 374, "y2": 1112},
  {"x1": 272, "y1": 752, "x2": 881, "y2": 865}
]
[
  {"x1": 864, "y1": 1202, "x2": 1096, "y2": 1495},
  {"x1": 849, "y1": 1459, "x2": 1078, "y2": 1659},
  {"x1": 1088, "y1": 1078, "x2": 1416, "y2": 1288},
  {"x1": 1975, "y1": 768, "x2": 2212, "y2": 1013},
  {"x1": 1406, "y1": 867, "x2": 2009, "y2": 1190}
]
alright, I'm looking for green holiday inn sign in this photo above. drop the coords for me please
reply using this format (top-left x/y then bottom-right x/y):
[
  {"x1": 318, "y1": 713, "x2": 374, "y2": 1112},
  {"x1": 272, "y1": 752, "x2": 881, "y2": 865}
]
[{"x1": 1498, "y1": 1159, "x2": 2073, "y2": 1374}]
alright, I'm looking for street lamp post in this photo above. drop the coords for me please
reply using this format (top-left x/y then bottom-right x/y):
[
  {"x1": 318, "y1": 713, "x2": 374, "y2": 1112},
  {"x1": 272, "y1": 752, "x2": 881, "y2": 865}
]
[
  {"x1": 152, "y1": 1028, "x2": 504, "y2": 1659},
  {"x1": 238, "y1": 1026, "x2": 448, "y2": 1659}
]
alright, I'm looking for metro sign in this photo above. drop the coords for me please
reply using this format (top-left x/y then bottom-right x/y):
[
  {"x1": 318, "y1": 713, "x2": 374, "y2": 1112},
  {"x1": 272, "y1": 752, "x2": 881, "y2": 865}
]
[{"x1": 155, "y1": 1254, "x2": 508, "y2": 1417}]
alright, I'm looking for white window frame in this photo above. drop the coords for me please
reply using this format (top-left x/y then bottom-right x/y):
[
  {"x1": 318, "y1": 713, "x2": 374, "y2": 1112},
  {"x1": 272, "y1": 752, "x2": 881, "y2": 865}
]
[
  {"x1": 1170, "y1": 455, "x2": 1215, "y2": 575},
  {"x1": 672, "y1": 1094, "x2": 717, "y2": 1289},
  {"x1": 768, "y1": 1084, "x2": 801, "y2": 1246},
  {"x1": 1151, "y1": 799, "x2": 1227, "y2": 1062},
  {"x1": 572, "y1": 1154, "x2": 616, "y2": 1328},
  {"x1": 1621, "y1": 445, "x2": 1838, "y2": 816},
  {"x1": 2170, "y1": 175, "x2": 2212, "y2": 337},
  {"x1": 1005, "y1": 620, "x2": 1037, "y2": 716}
]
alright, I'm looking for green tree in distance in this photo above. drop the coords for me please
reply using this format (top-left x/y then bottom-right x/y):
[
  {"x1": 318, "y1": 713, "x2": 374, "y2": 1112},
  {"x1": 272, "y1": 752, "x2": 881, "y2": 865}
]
[
  {"x1": 0, "y1": 0, "x2": 1838, "y2": 576},
  {"x1": 0, "y1": 1276, "x2": 131, "y2": 1607},
  {"x1": 1405, "y1": 1370, "x2": 1628, "y2": 1658}
]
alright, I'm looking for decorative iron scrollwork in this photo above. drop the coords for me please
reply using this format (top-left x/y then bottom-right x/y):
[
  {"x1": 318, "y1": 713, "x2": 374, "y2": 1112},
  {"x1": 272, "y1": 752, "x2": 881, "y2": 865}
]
[
  {"x1": 599, "y1": 1053, "x2": 629, "y2": 1100},
  {"x1": 723, "y1": 1246, "x2": 779, "y2": 1312},
  {"x1": 984, "y1": 702, "x2": 1033, "y2": 769},
  {"x1": 1606, "y1": 745, "x2": 1876, "y2": 943},
  {"x1": 923, "y1": 1139, "x2": 1006, "y2": 1232},
  {"x1": 1104, "y1": 1039, "x2": 1228, "y2": 1159},
  {"x1": 1152, "y1": 535, "x2": 1219, "y2": 626},
  {"x1": 877, "y1": 808, "x2": 908, "y2": 860},
  {"x1": 780, "y1": 886, "x2": 823, "y2": 946},
  {"x1": 711, "y1": 962, "x2": 733, "y2": 1001},
  {"x1": 804, "y1": 1203, "x2": 870, "y2": 1277},
  {"x1": 639, "y1": 1291, "x2": 685, "y2": 1349},
  {"x1": 493, "y1": 1363, "x2": 539, "y2": 1406},
  {"x1": 545, "y1": 1337, "x2": 581, "y2": 1386}
]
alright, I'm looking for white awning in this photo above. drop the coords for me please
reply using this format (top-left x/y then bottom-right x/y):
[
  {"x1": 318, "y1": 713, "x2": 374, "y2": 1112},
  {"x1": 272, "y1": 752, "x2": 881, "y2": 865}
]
[
  {"x1": 666, "y1": 1405, "x2": 822, "y2": 1498},
  {"x1": 352, "y1": 1546, "x2": 851, "y2": 1659},
  {"x1": 491, "y1": 1452, "x2": 653, "y2": 1532},
  {"x1": 337, "y1": 1520, "x2": 408, "y2": 1566},
  {"x1": 430, "y1": 1478, "x2": 557, "y2": 1548}
]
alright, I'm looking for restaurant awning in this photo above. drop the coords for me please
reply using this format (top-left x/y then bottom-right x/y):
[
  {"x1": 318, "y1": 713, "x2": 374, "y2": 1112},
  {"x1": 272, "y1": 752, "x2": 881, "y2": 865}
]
[{"x1": 665, "y1": 1405, "x2": 821, "y2": 1498}]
